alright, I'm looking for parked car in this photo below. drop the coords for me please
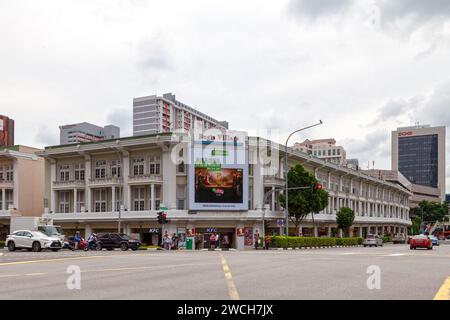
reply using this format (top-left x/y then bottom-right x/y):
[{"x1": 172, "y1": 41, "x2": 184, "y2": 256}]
[
  {"x1": 6, "y1": 230, "x2": 62, "y2": 252},
  {"x1": 428, "y1": 235, "x2": 440, "y2": 246},
  {"x1": 95, "y1": 233, "x2": 140, "y2": 251},
  {"x1": 409, "y1": 235, "x2": 433, "y2": 250},
  {"x1": 393, "y1": 233, "x2": 406, "y2": 244},
  {"x1": 363, "y1": 234, "x2": 383, "y2": 247}
]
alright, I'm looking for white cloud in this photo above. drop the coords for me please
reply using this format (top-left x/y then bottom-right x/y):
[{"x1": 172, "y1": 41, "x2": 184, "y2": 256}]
[{"x1": 0, "y1": 0, "x2": 448, "y2": 192}]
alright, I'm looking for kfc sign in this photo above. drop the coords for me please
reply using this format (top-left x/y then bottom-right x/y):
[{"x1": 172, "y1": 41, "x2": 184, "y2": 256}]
[{"x1": 398, "y1": 131, "x2": 413, "y2": 137}]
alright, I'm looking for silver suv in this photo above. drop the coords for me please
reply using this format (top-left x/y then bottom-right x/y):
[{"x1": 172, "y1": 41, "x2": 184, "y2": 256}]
[
  {"x1": 6, "y1": 230, "x2": 62, "y2": 252},
  {"x1": 363, "y1": 234, "x2": 383, "y2": 247}
]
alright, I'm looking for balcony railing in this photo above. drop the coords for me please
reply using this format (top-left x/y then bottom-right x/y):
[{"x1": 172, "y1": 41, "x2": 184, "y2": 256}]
[
  {"x1": 89, "y1": 177, "x2": 123, "y2": 186},
  {"x1": 53, "y1": 180, "x2": 86, "y2": 188},
  {"x1": 128, "y1": 174, "x2": 162, "y2": 183},
  {"x1": 0, "y1": 180, "x2": 14, "y2": 188}
]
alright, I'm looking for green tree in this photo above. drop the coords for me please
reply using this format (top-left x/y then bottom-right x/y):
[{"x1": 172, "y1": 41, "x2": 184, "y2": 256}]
[
  {"x1": 336, "y1": 207, "x2": 355, "y2": 237},
  {"x1": 280, "y1": 164, "x2": 329, "y2": 233},
  {"x1": 410, "y1": 201, "x2": 448, "y2": 223}
]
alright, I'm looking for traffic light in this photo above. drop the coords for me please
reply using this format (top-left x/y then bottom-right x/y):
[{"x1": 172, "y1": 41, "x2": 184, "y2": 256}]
[
  {"x1": 157, "y1": 211, "x2": 164, "y2": 224},
  {"x1": 162, "y1": 213, "x2": 168, "y2": 224},
  {"x1": 313, "y1": 183, "x2": 323, "y2": 191}
]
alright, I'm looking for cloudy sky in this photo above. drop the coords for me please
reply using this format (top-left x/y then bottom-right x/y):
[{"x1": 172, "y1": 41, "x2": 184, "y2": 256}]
[{"x1": 1, "y1": 0, "x2": 449, "y2": 190}]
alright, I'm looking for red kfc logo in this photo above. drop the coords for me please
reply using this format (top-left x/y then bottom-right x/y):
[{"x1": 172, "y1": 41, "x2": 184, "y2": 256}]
[{"x1": 398, "y1": 131, "x2": 413, "y2": 137}]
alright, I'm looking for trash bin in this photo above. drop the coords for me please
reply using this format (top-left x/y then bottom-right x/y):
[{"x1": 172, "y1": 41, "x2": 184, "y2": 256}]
[{"x1": 186, "y1": 237, "x2": 194, "y2": 250}]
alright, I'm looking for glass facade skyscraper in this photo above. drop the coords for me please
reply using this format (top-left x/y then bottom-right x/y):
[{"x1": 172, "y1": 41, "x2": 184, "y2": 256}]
[{"x1": 398, "y1": 134, "x2": 438, "y2": 188}]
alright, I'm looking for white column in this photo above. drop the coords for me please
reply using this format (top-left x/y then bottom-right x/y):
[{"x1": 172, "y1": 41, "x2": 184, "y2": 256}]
[
  {"x1": 359, "y1": 227, "x2": 363, "y2": 237},
  {"x1": 128, "y1": 185, "x2": 132, "y2": 211},
  {"x1": 328, "y1": 226, "x2": 332, "y2": 237},
  {"x1": 50, "y1": 160, "x2": 57, "y2": 213},
  {"x1": 150, "y1": 183, "x2": 155, "y2": 211},
  {"x1": 253, "y1": 161, "x2": 264, "y2": 210},
  {"x1": 12, "y1": 159, "x2": 19, "y2": 209},
  {"x1": 236, "y1": 223, "x2": 245, "y2": 250},
  {"x1": 85, "y1": 155, "x2": 92, "y2": 212},
  {"x1": 85, "y1": 224, "x2": 92, "y2": 239},
  {"x1": 2, "y1": 189, "x2": 5, "y2": 211},
  {"x1": 73, "y1": 189, "x2": 77, "y2": 213},
  {"x1": 314, "y1": 225, "x2": 318, "y2": 237},
  {"x1": 112, "y1": 186, "x2": 116, "y2": 212},
  {"x1": 122, "y1": 151, "x2": 130, "y2": 210},
  {"x1": 162, "y1": 146, "x2": 177, "y2": 210},
  {"x1": 271, "y1": 186, "x2": 275, "y2": 211}
]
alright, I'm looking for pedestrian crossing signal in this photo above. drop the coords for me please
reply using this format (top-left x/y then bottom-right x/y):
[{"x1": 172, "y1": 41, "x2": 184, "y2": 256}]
[{"x1": 157, "y1": 211, "x2": 168, "y2": 224}]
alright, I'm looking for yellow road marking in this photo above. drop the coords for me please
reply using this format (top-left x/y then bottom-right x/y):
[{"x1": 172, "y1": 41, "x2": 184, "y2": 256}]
[
  {"x1": 220, "y1": 254, "x2": 240, "y2": 300},
  {"x1": 434, "y1": 277, "x2": 450, "y2": 300}
]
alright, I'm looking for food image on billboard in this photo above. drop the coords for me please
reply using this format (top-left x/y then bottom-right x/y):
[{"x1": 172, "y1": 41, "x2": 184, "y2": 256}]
[
  {"x1": 195, "y1": 168, "x2": 243, "y2": 203},
  {"x1": 189, "y1": 129, "x2": 248, "y2": 211}
]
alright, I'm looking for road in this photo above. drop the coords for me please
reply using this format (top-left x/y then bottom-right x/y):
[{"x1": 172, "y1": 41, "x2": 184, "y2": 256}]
[{"x1": 0, "y1": 243, "x2": 449, "y2": 300}]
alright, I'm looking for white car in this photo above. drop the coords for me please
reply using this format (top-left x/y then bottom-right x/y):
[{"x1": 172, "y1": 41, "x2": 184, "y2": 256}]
[
  {"x1": 6, "y1": 230, "x2": 63, "y2": 252},
  {"x1": 363, "y1": 234, "x2": 383, "y2": 247}
]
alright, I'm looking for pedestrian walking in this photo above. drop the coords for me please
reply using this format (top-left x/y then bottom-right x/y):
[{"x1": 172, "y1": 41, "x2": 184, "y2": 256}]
[{"x1": 254, "y1": 229, "x2": 260, "y2": 250}]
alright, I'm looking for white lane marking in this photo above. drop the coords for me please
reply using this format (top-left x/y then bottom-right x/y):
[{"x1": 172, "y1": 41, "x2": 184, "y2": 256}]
[
  {"x1": 341, "y1": 252, "x2": 357, "y2": 255},
  {"x1": 386, "y1": 253, "x2": 407, "y2": 257}
]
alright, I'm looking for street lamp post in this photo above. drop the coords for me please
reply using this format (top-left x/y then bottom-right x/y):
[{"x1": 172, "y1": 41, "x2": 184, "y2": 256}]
[{"x1": 284, "y1": 120, "x2": 323, "y2": 236}]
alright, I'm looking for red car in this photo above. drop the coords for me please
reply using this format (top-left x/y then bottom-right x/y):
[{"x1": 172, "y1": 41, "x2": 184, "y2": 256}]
[{"x1": 409, "y1": 235, "x2": 433, "y2": 250}]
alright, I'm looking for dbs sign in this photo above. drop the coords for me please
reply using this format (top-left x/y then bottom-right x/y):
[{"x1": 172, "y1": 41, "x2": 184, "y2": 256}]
[{"x1": 398, "y1": 131, "x2": 413, "y2": 137}]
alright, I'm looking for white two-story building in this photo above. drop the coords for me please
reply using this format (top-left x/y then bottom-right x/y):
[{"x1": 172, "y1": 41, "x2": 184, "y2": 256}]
[{"x1": 38, "y1": 133, "x2": 411, "y2": 249}]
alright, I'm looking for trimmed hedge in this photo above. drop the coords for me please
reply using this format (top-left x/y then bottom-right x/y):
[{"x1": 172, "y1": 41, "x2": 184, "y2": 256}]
[
  {"x1": 270, "y1": 236, "x2": 363, "y2": 248},
  {"x1": 382, "y1": 236, "x2": 392, "y2": 243},
  {"x1": 0, "y1": 241, "x2": 4, "y2": 248}
]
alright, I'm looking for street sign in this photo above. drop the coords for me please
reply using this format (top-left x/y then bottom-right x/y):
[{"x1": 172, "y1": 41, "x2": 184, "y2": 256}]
[
  {"x1": 159, "y1": 203, "x2": 168, "y2": 211},
  {"x1": 277, "y1": 219, "x2": 284, "y2": 227}
]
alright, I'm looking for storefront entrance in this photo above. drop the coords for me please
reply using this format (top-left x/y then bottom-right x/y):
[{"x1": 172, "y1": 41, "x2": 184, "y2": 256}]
[{"x1": 195, "y1": 228, "x2": 235, "y2": 249}]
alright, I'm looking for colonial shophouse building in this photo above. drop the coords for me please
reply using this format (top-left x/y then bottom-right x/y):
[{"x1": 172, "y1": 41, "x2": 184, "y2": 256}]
[
  {"x1": 38, "y1": 133, "x2": 412, "y2": 250},
  {"x1": 0, "y1": 145, "x2": 45, "y2": 240}
]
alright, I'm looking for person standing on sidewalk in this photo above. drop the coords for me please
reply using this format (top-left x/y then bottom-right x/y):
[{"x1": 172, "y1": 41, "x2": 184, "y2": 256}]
[
  {"x1": 254, "y1": 229, "x2": 260, "y2": 250},
  {"x1": 264, "y1": 234, "x2": 271, "y2": 250},
  {"x1": 163, "y1": 231, "x2": 172, "y2": 250}
]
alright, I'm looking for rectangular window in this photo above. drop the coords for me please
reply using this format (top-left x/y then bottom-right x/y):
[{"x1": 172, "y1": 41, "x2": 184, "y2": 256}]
[
  {"x1": 111, "y1": 160, "x2": 121, "y2": 178},
  {"x1": 76, "y1": 190, "x2": 85, "y2": 212},
  {"x1": 133, "y1": 159, "x2": 145, "y2": 176},
  {"x1": 74, "y1": 163, "x2": 85, "y2": 181},
  {"x1": 149, "y1": 157, "x2": 161, "y2": 175},
  {"x1": 59, "y1": 191, "x2": 70, "y2": 213},
  {"x1": 94, "y1": 189, "x2": 107, "y2": 212},
  {"x1": 133, "y1": 187, "x2": 145, "y2": 211},
  {"x1": 95, "y1": 161, "x2": 106, "y2": 179},
  {"x1": 5, "y1": 190, "x2": 13, "y2": 209},
  {"x1": 154, "y1": 185, "x2": 161, "y2": 210},
  {"x1": 177, "y1": 161, "x2": 185, "y2": 174},
  {"x1": 5, "y1": 165, "x2": 13, "y2": 181},
  {"x1": 60, "y1": 165, "x2": 70, "y2": 181},
  {"x1": 176, "y1": 184, "x2": 185, "y2": 210},
  {"x1": 114, "y1": 187, "x2": 122, "y2": 211}
]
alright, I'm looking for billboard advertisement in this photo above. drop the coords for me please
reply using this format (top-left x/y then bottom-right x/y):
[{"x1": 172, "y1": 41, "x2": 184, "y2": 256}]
[{"x1": 189, "y1": 129, "x2": 248, "y2": 211}]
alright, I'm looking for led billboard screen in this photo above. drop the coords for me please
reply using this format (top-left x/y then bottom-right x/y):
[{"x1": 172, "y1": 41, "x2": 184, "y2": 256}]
[{"x1": 189, "y1": 129, "x2": 248, "y2": 211}]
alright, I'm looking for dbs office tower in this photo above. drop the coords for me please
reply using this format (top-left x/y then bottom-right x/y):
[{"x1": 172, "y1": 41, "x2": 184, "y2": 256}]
[{"x1": 392, "y1": 125, "x2": 446, "y2": 203}]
